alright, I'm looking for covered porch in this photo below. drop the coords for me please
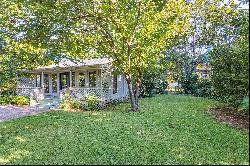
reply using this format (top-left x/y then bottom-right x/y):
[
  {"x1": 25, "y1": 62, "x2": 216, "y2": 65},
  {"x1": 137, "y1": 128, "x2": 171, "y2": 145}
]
[{"x1": 16, "y1": 58, "x2": 113, "y2": 103}]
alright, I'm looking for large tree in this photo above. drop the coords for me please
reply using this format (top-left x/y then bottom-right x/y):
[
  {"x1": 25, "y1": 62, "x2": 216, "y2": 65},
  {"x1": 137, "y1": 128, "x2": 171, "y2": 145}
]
[
  {"x1": 3, "y1": 0, "x2": 241, "y2": 111},
  {"x1": 1, "y1": 0, "x2": 194, "y2": 111}
]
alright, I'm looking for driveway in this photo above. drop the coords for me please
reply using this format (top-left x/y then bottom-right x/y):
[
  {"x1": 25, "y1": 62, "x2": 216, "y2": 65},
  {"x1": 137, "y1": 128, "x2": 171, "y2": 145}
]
[
  {"x1": 0, "y1": 97, "x2": 61, "y2": 122},
  {"x1": 0, "y1": 105, "x2": 56, "y2": 122}
]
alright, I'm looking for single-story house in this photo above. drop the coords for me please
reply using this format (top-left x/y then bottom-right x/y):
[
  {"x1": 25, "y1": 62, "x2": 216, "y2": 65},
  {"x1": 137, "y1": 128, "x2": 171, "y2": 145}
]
[{"x1": 16, "y1": 57, "x2": 129, "y2": 105}]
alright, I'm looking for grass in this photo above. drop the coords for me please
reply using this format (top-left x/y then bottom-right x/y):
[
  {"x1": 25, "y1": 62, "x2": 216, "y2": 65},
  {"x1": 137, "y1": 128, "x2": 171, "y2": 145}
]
[{"x1": 0, "y1": 95, "x2": 249, "y2": 165}]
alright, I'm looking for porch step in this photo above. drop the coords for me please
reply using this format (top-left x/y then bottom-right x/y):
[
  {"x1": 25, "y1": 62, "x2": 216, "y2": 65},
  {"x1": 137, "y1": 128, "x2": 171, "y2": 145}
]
[
  {"x1": 31, "y1": 96, "x2": 61, "y2": 110},
  {"x1": 44, "y1": 95, "x2": 59, "y2": 99}
]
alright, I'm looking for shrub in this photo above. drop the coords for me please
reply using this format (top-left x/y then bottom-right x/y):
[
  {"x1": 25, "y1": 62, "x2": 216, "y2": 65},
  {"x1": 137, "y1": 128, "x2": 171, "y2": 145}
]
[
  {"x1": 60, "y1": 94, "x2": 82, "y2": 111},
  {"x1": 238, "y1": 96, "x2": 249, "y2": 116},
  {"x1": 0, "y1": 95, "x2": 29, "y2": 106},
  {"x1": 82, "y1": 94, "x2": 102, "y2": 111},
  {"x1": 210, "y1": 39, "x2": 249, "y2": 111},
  {"x1": 0, "y1": 74, "x2": 17, "y2": 96},
  {"x1": 194, "y1": 79, "x2": 212, "y2": 98},
  {"x1": 13, "y1": 96, "x2": 30, "y2": 106},
  {"x1": 179, "y1": 73, "x2": 212, "y2": 98},
  {"x1": 60, "y1": 94, "x2": 102, "y2": 111},
  {"x1": 179, "y1": 73, "x2": 198, "y2": 94},
  {"x1": 0, "y1": 95, "x2": 10, "y2": 105},
  {"x1": 140, "y1": 70, "x2": 168, "y2": 97},
  {"x1": 0, "y1": 89, "x2": 15, "y2": 96}
]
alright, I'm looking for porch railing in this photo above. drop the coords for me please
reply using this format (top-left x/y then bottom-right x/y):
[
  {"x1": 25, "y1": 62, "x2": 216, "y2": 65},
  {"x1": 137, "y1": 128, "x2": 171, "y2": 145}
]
[
  {"x1": 59, "y1": 87, "x2": 112, "y2": 102},
  {"x1": 16, "y1": 87, "x2": 36, "y2": 97},
  {"x1": 30, "y1": 87, "x2": 45, "y2": 102},
  {"x1": 16, "y1": 87, "x2": 45, "y2": 101},
  {"x1": 17, "y1": 87, "x2": 112, "y2": 104}
]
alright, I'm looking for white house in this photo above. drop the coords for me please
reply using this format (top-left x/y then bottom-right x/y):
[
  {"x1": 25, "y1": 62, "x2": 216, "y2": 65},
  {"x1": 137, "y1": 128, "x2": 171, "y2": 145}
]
[{"x1": 16, "y1": 57, "x2": 129, "y2": 105}]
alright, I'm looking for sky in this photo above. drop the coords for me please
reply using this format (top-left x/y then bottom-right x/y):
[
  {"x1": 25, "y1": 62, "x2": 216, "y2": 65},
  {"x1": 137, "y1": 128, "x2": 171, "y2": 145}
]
[{"x1": 225, "y1": 0, "x2": 249, "y2": 9}]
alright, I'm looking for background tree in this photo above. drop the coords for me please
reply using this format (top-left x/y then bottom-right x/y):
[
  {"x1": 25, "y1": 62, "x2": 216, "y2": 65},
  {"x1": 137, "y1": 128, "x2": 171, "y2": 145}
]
[
  {"x1": 140, "y1": 57, "x2": 168, "y2": 98},
  {"x1": 164, "y1": 0, "x2": 242, "y2": 89},
  {"x1": 0, "y1": 8, "x2": 55, "y2": 94},
  {"x1": 209, "y1": 5, "x2": 249, "y2": 116}
]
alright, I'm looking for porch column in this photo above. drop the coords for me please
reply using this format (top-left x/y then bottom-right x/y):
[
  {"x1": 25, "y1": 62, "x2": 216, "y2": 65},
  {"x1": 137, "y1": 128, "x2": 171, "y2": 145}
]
[
  {"x1": 100, "y1": 69, "x2": 103, "y2": 98},
  {"x1": 69, "y1": 71, "x2": 72, "y2": 88},
  {"x1": 41, "y1": 71, "x2": 44, "y2": 88},
  {"x1": 57, "y1": 73, "x2": 60, "y2": 93},
  {"x1": 34, "y1": 73, "x2": 38, "y2": 87}
]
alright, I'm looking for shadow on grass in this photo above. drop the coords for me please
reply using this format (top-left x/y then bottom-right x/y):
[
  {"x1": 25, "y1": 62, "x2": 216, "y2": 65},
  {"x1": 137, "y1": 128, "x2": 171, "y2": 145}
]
[{"x1": 0, "y1": 135, "x2": 30, "y2": 164}]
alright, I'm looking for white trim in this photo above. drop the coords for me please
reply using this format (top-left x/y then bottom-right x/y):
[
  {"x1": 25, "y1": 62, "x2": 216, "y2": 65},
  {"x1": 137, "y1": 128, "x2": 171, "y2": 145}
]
[
  {"x1": 25, "y1": 66, "x2": 103, "y2": 73},
  {"x1": 75, "y1": 71, "x2": 79, "y2": 87},
  {"x1": 69, "y1": 71, "x2": 72, "y2": 87},
  {"x1": 41, "y1": 72, "x2": 44, "y2": 88}
]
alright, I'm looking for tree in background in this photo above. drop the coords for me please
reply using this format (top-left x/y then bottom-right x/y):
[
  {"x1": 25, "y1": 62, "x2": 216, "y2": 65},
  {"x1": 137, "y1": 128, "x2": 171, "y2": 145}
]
[
  {"x1": 209, "y1": 7, "x2": 249, "y2": 116},
  {"x1": 0, "y1": 24, "x2": 55, "y2": 93},
  {"x1": 164, "y1": 0, "x2": 244, "y2": 96},
  {"x1": 140, "y1": 58, "x2": 168, "y2": 97}
]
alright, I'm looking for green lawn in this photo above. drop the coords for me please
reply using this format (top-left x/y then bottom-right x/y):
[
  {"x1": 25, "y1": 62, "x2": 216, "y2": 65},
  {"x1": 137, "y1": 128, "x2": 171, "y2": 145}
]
[{"x1": 0, "y1": 95, "x2": 248, "y2": 165}]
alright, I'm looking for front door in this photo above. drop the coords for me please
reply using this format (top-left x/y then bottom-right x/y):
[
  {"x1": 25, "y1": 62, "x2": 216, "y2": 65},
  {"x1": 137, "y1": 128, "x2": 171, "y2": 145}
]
[{"x1": 43, "y1": 73, "x2": 59, "y2": 96}]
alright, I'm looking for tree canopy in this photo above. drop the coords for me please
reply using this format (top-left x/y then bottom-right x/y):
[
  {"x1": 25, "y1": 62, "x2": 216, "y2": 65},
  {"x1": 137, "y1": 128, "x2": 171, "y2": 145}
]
[{"x1": 0, "y1": 0, "x2": 245, "y2": 111}]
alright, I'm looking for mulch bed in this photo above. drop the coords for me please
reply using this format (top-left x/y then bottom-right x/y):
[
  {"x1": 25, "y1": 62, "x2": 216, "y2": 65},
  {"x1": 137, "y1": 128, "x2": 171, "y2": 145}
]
[{"x1": 208, "y1": 108, "x2": 249, "y2": 132}]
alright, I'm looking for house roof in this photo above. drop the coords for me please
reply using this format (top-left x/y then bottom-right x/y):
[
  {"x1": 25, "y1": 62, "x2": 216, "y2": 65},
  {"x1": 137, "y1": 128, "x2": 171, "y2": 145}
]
[{"x1": 24, "y1": 57, "x2": 110, "y2": 72}]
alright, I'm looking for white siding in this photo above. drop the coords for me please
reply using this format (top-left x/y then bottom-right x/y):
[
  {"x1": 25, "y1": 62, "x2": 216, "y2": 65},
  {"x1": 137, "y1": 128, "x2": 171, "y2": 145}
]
[{"x1": 111, "y1": 75, "x2": 128, "y2": 100}]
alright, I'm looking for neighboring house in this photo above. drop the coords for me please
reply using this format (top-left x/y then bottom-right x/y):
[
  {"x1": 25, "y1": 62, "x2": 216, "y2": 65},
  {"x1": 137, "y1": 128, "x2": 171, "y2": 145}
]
[
  {"x1": 195, "y1": 63, "x2": 211, "y2": 79},
  {"x1": 166, "y1": 82, "x2": 182, "y2": 93},
  {"x1": 195, "y1": 51, "x2": 211, "y2": 79},
  {"x1": 16, "y1": 57, "x2": 129, "y2": 106}
]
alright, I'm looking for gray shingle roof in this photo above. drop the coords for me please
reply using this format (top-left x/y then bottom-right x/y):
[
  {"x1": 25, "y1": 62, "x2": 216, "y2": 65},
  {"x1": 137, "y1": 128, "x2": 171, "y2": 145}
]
[{"x1": 26, "y1": 58, "x2": 110, "y2": 72}]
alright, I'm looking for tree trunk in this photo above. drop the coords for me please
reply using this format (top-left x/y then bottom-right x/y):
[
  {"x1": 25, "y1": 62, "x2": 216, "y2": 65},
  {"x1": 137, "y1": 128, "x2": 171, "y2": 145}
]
[
  {"x1": 126, "y1": 75, "x2": 140, "y2": 112},
  {"x1": 134, "y1": 78, "x2": 141, "y2": 108}
]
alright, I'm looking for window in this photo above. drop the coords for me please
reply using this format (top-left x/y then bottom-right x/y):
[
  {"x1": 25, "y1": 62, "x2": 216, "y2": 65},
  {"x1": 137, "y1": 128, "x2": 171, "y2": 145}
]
[
  {"x1": 60, "y1": 73, "x2": 69, "y2": 90},
  {"x1": 72, "y1": 72, "x2": 75, "y2": 87},
  {"x1": 89, "y1": 71, "x2": 97, "y2": 87},
  {"x1": 113, "y1": 75, "x2": 118, "y2": 94},
  {"x1": 52, "y1": 74, "x2": 57, "y2": 93},
  {"x1": 36, "y1": 74, "x2": 41, "y2": 87},
  {"x1": 79, "y1": 72, "x2": 85, "y2": 87},
  {"x1": 44, "y1": 74, "x2": 49, "y2": 93}
]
